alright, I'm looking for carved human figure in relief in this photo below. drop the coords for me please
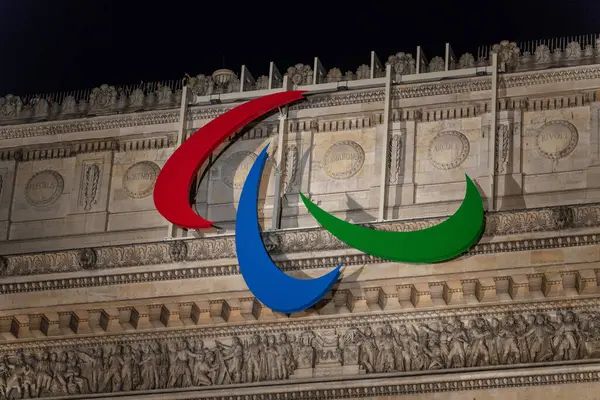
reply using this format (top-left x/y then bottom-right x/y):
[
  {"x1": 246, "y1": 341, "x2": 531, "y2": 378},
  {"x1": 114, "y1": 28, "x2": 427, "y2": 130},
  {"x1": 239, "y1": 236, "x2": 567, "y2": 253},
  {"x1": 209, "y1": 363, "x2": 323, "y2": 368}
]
[
  {"x1": 217, "y1": 336, "x2": 244, "y2": 384},
  {"x1": 295, "y1": 331, "x2": 316, "y2": 369},
  {"x1": 375, "y1": 324, "x2": 398, "y2": 372},
  {"x1": 245, "y1": 335, "x2": 265, "y2": 382},
  {"x1": 264, "y1": 335, "x2": 281, "y2": 380},
  {"x1": 498, "y1": 315, "x2": 521, "y2": 364},
  {"x1": 446, "y1": 318, "x2": 469, "y2": 368},
  {"x1": 515, "y1": 315, "x2": 532, "y2": 363},
  {"x1": 119, "y1": 345, "x2": 137, "y2": 391},
  {"x1": 276, "y1": 333, "x2": 295, "y2": 379},
  {"x1": 102, "y1": 345, "x2": 122, "y2": 392},
  {"x1": 486, "y1": 318, "x2": 501, "y2": 365},
  {"x1": 138, "y1": 343, "x2": 159, "y2": 390},
  {"x1": 353, "y1": 327, "x2": 378, "y2": 373},
  {"x1": 419, "y1": 322, "x2": 447, "y2": 368},
  {"x1": 165, "y1": 341, "x2": 192, "y2": 388},
  {"x1": 157, "y1": 342, "x2": 169, "y2": 389},
  {"x1": 395, "y1": 325, "x2": 418, "y2": 371},
  {"x1": 76, "y1": 347, "x2": 103, "y2": 392},
  {"x1": 553, "y1": 311, "x2": 581, "y2": 361},
  {"x1": 4, "y1": 352, "x2": 35, "y2": 399},
  {"x1": 523, "y1": 314, "x2": 555, "y2": 362},
  {"x1": 49, "y1": 352, "x2": 68, "y2": 394},
  {"x1": 190, "y1": 351, "x2": 218, "y2": 386},
  {"x1": 65, "y1": 353, "x2": 89, "y2": 394},
  {"x1": 34, "y1": 352, "x2": 53, "y2": 397},
  {"x1": 467, "y1": 317, "x2": 491, "y2": 367}
]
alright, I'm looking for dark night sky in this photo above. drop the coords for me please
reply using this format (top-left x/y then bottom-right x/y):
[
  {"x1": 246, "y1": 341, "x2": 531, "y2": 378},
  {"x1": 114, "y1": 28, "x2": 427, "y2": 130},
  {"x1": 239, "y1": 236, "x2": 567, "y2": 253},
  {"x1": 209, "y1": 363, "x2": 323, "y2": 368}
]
[{"x1": 0, "y1": 0, "x2": 598, "y2": 96}]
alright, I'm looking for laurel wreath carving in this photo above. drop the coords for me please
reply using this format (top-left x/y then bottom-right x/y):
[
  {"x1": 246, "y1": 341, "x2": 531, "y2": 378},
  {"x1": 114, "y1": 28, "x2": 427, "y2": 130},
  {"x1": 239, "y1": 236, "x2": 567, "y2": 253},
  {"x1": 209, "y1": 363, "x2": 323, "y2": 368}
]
[
  {"x1": 83, "y1": 164, "x2": 101, "y2": 211},
  {"x1": 387, "y1": 134, "x2": 402, "y2": 183},
  {"x1": 495, "y1": 124, "x2": 511, "y2": 173}
]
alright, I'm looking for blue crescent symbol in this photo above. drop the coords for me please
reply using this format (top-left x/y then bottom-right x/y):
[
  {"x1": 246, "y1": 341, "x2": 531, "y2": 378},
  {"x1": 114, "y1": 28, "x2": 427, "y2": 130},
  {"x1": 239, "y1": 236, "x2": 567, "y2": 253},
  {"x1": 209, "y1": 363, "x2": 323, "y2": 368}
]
[{"x1": 235, "y1": 145, "x2": 342, "y2": 314}]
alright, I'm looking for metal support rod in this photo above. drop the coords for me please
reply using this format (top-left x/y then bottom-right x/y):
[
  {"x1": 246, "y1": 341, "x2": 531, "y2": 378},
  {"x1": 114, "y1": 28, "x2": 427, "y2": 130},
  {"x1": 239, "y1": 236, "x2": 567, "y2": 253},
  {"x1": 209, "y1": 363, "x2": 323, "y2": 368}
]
[
  {"x1": 4, "y1": 156, "x2": 20, "y2": 240},
  {"x1": 489, "y1": 53, "x2": 499, "y2": 212},
  {"x1": 271, "y1": 76, "x2": 291, "y2": 230},
  {"x1": 166, "y1": 85, "x2": 191, "y2": 239},
  {"x1": 377, "y1": 64, "x2": 393, "y2": 221}
]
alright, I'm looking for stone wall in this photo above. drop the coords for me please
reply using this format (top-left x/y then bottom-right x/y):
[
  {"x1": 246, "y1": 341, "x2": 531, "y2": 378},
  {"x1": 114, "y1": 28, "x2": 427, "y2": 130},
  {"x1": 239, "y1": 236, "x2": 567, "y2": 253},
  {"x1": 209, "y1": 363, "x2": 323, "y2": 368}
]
[
  {"x1": 2, "y1": 72, "x2": 600, "y2": 249},
  {"x1": 3, "y1": 37, "x2": 600, "y2": 399}
]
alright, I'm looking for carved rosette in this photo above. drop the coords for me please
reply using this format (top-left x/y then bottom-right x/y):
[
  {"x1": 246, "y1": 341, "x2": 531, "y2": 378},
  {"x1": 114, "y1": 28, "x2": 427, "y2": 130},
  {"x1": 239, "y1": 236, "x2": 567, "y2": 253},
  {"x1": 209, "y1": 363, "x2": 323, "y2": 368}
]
[
  {"x1": 427, "y1": 56, "x2": 445, "y2": 72},
  {"x1": 255, "y1": 76, "x2": 269, "y2": 90},
  {"x1": 326, "y1": 68, "x2": 342, "y2": 83},
  {"x1": 458, "y1": 53, "x2": 475, "y2": 69},
  {"x1": 356, "y1": 64, "x2": 370, "y2": 80}
]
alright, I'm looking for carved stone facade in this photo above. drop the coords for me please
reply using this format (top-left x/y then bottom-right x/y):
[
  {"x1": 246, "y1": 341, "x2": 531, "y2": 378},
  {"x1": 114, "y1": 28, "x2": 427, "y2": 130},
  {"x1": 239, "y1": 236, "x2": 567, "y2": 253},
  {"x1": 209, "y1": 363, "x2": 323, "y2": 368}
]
[{"x1": 3, "y1": 35, "x2": 600, "y2": 399}]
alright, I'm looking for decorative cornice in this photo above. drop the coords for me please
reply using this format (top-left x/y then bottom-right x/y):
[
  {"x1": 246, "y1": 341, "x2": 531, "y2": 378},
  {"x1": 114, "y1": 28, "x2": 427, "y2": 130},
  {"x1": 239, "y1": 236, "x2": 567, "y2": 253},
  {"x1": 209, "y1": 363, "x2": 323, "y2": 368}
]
[
  {"x1": 0, "y1": 203, "x2": 598, "y2": 294},
  {"x1": 1, "y1": 266, "x2": 599, "y2": 342},
  {"x1": 2, "y1": 64, "x2": 600, "y2": 142},
  {"x1": 1, "y1": 202, "x2": 595, "y2": 276}
]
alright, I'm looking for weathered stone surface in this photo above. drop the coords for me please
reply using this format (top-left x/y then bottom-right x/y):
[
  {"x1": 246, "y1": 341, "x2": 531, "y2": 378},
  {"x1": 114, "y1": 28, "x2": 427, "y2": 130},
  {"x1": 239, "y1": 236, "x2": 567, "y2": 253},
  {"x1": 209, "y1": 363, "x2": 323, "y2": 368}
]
[{"x1": 2, "y1": 35, "x2": 600, "y2": 399}]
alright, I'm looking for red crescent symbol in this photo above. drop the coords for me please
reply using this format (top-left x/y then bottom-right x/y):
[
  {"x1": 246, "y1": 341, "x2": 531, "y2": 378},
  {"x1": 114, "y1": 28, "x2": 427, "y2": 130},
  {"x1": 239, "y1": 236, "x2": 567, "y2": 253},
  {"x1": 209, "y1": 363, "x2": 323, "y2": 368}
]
[{"x1": 154, "y1": 90, "x2": 307, "y2": 230}]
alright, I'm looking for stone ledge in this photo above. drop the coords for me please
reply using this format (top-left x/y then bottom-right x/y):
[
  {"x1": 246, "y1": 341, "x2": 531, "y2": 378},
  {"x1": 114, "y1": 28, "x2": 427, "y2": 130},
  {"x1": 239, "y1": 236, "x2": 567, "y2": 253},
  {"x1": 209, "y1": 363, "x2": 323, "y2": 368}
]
[{"x1": 1, "y1": 284, "x2": 600, "y2": 342}]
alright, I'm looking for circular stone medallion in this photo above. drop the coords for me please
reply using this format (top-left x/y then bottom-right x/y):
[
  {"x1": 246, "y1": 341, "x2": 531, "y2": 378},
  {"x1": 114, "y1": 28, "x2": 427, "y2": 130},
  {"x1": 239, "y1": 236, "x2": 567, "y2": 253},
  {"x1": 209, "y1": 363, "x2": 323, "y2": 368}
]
[
  {"x1": 123, "y1": 161, "x2": 161, "y2": 199},
  {"x1": 428, "y1": 131, "x2": 470, "y2": 170},
  {"x1": 25, "y1": 170, "x2": 64, "y2": 207},
  {"x1": 221, "y1": 151, "x2": 258, "y2": 189},
  {"x1": 536, "y1": 120, "x2": 578, "y2": 159},
  {"x1": 322, "y1": 140, "x2": 365, "y2": 180}
]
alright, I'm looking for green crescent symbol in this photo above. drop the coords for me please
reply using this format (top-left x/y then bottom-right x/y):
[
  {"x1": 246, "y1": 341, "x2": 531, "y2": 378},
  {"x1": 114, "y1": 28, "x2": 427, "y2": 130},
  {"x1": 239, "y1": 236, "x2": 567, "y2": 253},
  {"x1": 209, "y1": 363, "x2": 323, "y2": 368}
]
[{"x1": 299, "y1": 174, "x2": 485, "y2": 263}]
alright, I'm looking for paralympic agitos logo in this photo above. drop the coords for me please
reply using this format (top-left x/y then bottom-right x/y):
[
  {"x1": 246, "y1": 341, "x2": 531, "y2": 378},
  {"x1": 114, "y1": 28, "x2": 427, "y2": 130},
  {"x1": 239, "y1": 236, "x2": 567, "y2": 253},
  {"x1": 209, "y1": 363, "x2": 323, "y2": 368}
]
[{"x1": 154, "y1": 91, "x2": 485, "y2": 314}]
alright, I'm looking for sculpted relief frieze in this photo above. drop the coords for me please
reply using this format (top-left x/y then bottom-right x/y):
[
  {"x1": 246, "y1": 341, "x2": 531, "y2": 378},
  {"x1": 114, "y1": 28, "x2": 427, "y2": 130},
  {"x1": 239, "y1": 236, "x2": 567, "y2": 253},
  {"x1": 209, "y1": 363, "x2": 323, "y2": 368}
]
[
  {"x1": 0, "y1": 305, "x2": 600, "y2": 398},
  {"x1": 0, "y1": 202, "x2": 599, "y2": 283},
  {"x1": 24, "y1": 170, "x2": 64, "y2": 207},
  {"x1": 427, "y1": 131, "x2": 470, "y2": 170},
  {"x1": 535, "y1": 120, "x2": 579, "y2": 160}
]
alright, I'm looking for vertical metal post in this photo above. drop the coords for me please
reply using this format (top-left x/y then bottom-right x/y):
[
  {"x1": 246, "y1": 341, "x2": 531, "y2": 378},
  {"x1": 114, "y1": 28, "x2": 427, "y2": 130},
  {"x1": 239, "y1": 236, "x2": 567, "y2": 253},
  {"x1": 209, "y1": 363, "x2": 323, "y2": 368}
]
[
  {"x1": 489, "y1": 53, "x2": 499, "y2": 212},
  {"x1": 271, "y1": 76, "x2": 291, "y2": 230},
  {"x1": 166, "y1": 85, "x2": 191, "y2": 239},
  {"x1": 377, "y1": 64, "x2": 393, "y2": 221}
]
